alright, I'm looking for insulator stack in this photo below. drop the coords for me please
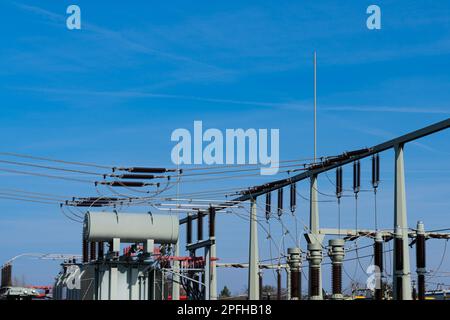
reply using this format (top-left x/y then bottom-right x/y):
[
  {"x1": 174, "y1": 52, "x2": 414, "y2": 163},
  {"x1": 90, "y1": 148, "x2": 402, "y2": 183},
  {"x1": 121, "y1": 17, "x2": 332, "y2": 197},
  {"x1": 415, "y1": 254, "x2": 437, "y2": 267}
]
[
  {"x1": 197, "y1": 212, "x2": 203, "y2": 241},
  {"x1": 265, "y1": 192, "x2": 271, "y2": 220},
  {"x1": 328, "y1": 239, "x2": 345, "y2": 300},
  {"x1": 307, "y1": 243, "x2": 322, "y2": 299},
  {"x1": 277, "y1": 188, "x2": 283, "y2": 217},
  {"x1": 336, "y1": 167, "x2": 343, "y2": 199},
  {"x1": 332, "y1": 264, "x2": 342, "y2": 295},
  {"x1": 310, "y1": 266, "x2": 320, "y2": 297},
  {"x1": 98, "y1": 241, "x2": 104, "y2": 260},
  {"x1": 288, "y1": 248, "x2": 302, "y2": 300},
  {"x1": 372, "y1": 154, "x2": 380, "y2": 188},
  {"x1": 394, "y1": 228, "x2": 404, "y2": 300},
  {"x1": 374, "y1": 232, "x2": 384, "y2": 300},
  {"x1": 115, "y1": 167, "x2": 173, "y2": 173},
  {"x1": 82, "y1": 238, "x2": 89, "y2": 263},
  {"x1": 186, "y1": 214, "x2": 192, "y2": 244},
  {"x1": 7, "y1": 265, "x2": 12, "y2": 286},
  {"x1": 291, "y1": 271, "x2": 301, "y2": 300},
  {"x1": 209, "y1": 207, "x2": 216, "y2": 238},
  {"x1": 259, "y1": 272, "x2": 263, "y2": 300},
  {"x1": 290, "y1": 183, "x2": 297, "y2": 213},
  {"x1": 90, "y1": 242, "x2": 97, "y2": 261},
  {"x1": 277, "y1": 269, "x2": 282, "y2": 300},
  {"x1": 416, "y1": 221, "x2": 426, "y2": 301},
  {"x1": 98, "y1": 181, "x2": 148, "y2": 187},
  {"x1": 353, "y1": 160, "x2": 360, "y2": 194},
  {"x1": 114, "y1": 174, "x2": 157, "y2": 180},
  {"x1": 1, "y1": 264, "x2": 12, "y2": 287}
]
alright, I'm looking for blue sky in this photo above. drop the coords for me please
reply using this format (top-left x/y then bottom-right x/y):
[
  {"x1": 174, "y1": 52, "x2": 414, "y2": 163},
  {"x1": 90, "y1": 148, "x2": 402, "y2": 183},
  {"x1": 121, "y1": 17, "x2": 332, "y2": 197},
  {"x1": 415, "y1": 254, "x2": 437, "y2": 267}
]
[{"x1": 0, "y1": 0, "x2": 449, "y2": 294}]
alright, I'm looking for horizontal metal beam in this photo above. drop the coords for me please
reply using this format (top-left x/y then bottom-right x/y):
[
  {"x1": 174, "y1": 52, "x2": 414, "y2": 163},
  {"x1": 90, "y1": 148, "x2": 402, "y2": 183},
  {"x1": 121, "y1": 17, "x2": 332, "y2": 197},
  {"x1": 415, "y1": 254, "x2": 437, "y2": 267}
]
[
  {"x1": 216, "y1": 263, "x2": 288, "y2": 269},
  {"x1": 180, "y1": 118, "x2": 449, "y2": 221},
  {"x1": 186, "y1": 239, "x2": 215, "y2": 251},
  {"x1": 233, "y1": 118, "x2": 450, "y2": 201}
]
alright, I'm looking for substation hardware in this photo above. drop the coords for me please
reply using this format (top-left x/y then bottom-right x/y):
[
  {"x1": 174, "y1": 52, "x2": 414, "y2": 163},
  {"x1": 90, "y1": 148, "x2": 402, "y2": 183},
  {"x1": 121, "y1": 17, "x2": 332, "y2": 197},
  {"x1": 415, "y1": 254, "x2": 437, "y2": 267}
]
[{"x1": 54, "y1": 211, "x2": 179, "y2": 300}]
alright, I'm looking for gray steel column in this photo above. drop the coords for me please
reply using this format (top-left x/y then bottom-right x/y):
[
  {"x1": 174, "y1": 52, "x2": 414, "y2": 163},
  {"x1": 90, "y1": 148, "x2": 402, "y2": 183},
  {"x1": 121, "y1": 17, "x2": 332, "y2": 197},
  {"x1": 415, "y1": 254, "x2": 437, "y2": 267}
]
[
  {"x1": 109, "y1": 265, "x2": 118, "y2": 300},
  {"x1": 204, "y1": 246, "x2": 211, "y2": 300},
  {"x1": 248, "y1": 198, "x2": 260, "y2": 300},
  {"x1": 172, "y1": 241, "x2": 180, "y2": 300},
  {"x1": 310, "y1": 174, "x2": 319, "y2": 234},
  {"x1": 286, "y1": 267, "x2": 291, "y2": 300},
  {"x1": 393, "y1": 144, "x2": 412, "y2": 300},
  {"x1": 210, "y1": 243, "x2": 217, "y2": 300},
  {"x1": 209, "y1": 207, "x2": 217, "y2": 300}
]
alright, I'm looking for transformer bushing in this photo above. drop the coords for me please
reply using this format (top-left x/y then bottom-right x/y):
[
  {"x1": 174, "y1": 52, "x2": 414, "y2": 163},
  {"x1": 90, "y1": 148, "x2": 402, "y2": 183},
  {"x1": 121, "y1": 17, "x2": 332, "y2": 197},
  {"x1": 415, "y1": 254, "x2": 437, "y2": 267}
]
[
  {"x1": 328, "y1": 239, "x2": 345, "y2": 300},
  {"x1": 82, "y1": 238, "x2": 89, "y2": 263},
  {"x1": 374, "y1": 232, "x2": 384, "y2": 300},
  {"x1": 416, "y1": 221, "x2": 426, "y2": 300},
  {"x1": 287, "y1": 247, "x2": 302, "y2": 300},
  {"x1": 307, "y1": 242, "x2": 322, "y2": 300},
  {"x1": 394, "y1": 226, "x2": 404, "y2": 300}
]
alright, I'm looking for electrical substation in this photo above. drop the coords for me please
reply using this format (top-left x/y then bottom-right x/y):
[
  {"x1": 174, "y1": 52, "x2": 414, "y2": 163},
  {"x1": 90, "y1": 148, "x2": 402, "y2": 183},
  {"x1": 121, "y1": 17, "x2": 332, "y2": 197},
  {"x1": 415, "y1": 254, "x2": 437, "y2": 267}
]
[{"x1": 2, "y1": 119, "x2": 447, "y2": 300}]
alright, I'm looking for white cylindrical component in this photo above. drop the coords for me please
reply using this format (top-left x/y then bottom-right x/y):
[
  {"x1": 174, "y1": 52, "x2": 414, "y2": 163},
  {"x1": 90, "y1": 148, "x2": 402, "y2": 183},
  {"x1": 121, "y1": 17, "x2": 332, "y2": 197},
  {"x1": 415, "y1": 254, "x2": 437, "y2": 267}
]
[{"x1": 84, "y1": 211, "x2": 179, "y2": 244}]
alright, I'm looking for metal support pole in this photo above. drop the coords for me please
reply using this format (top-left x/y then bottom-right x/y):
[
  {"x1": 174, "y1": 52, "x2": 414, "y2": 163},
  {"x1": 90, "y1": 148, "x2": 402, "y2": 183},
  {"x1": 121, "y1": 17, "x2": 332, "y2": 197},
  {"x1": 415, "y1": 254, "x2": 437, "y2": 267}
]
[
  {"x1": 328, "y1": 239, "x2": 345, "y2": 300},
  {"x1": 314, "y1": 51, "x2": 317, "y2": 161},
  {"x1": 374, "y1": 232, "x2": 384, "y2": 300},
  {"x1": 197, "y1": 211, "x2": 204, "y2": 299},
  {"x1": 198, "y1": 213, "x2": 204, "y2": 241},
  {"x1": 204, "y1": 245, "x2": 211, "y2": 301},
  {"x1": 286, "y1": 268, "x2": 291, "y2": 300},
  {"x1": 187, "y1": 214, "x2": 192, "y2": 244},
  {"x1": 248, "y1": 198, "x2": 259, "y2": 300},
  {"x1": 393, "y1": 144, "x2": 412, "y2": 300},
  {"x1": 209, "y1": 207, "x2": 217, "y2": 300},
  {"x1": 109, "y1": 265, "x2": 118, "y2": 300},
  {"x1": 172, "y1": 240, "x2": 180, "y2": 300},
  {"x1": 416, "y1": 221, "x2": 426, "y2": 300},
  {"x1": 288, "y1": 247, "x2": 302, "y2": 300}
]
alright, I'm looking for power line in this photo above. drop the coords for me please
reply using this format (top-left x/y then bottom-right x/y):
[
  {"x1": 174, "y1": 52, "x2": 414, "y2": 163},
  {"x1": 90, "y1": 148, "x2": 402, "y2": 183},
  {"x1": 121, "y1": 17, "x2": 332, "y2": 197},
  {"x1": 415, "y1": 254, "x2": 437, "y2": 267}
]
[
  {"x1": 0, "y1": 167, "x2": 94, "y2": 184},
  {"x1": 0, "y1": 152, "x2": 112, "y2": 169},
  {"x1": 0, "y1": 195, "x2": 58, "y2": 205},
  {"x1": 0, "y1": 159, "x2": 104, "y2": 176}
]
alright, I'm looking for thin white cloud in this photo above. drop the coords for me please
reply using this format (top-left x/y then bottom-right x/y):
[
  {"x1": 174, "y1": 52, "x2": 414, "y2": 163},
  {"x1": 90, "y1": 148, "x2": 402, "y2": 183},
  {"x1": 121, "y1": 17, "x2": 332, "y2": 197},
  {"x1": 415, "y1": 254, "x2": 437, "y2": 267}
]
[
  {"x1": 322, "y1": 106, "x2": 450, "y2": 115},
  {"x1": 12, "y1": 2, "x2": 231, "y2": 84},
  {"x1": 10, "y1": 85, "x2": 450, "y2": 116}
]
